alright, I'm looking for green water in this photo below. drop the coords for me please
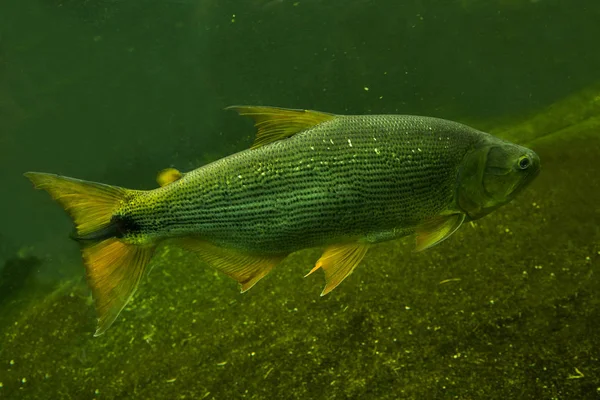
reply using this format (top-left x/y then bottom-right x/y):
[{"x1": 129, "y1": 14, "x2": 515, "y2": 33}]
[{"x1": 1, "y1": 0, "x2": 599, "y2": 398}]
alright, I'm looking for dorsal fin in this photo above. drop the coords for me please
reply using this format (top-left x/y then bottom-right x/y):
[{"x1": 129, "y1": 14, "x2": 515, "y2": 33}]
[
  {"x1": 157, "y1": 168, "x2": 183, "y2": 187},
  {"x1": 226, "y1": 105, "x2": 336, "y2": 149}
]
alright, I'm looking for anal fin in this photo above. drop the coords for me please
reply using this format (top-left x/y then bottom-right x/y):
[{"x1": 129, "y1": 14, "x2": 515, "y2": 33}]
[
  {"x1": 306, "y1": 243, "x2": 369, "y2": 296},
  {"x1": 415, "y1": 213, "x2": 465, "y2": 252},
  {"x1": 177, "y1": 238, "x2": 284, "y2": 292}
]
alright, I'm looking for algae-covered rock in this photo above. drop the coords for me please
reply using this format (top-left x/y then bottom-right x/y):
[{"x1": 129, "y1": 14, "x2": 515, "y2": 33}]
[{"x1": 474, "y1": 82, "x2": 600, "y2": 145}]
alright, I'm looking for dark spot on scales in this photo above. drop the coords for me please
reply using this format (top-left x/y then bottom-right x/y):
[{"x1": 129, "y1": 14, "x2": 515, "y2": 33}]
[
  {"x1": 70, "y1": 215, "x2": 140, "y2": 242},
  {"x1": 113, "y1": 215, "x2": 141, "y2": 238}
]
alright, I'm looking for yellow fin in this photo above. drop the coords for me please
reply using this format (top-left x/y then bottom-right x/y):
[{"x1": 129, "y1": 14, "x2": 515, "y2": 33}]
[
  {"x1": 226, "y1": 105, "x2": 335, "y2": 149},
  {"x1": 415, "y1": 214, "x2": 465, "y2": 252},
  {"x1": 177, "y1": 238, "x2": 284, "y2": 292},
  {"x1": 82, "y1": 239, "x2": 155, "y2": 336},
  {"x1": 24, "y1": 172, "x2": 129, "y2": 236},
  {"x1": 306, "y1": 243, "x2": 369, "y2": 296},
  {"x1": 24, "y1": 172, "x2": 155, "y2": 335},
  {"x1": 157, "y1": 168, "x2": 183, "y2": 187}
]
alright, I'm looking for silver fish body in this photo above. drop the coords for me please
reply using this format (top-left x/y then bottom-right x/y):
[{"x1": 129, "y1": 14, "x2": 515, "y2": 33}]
[{"x1": 127, "y1": 115, "x2": 486, "y2": 254}]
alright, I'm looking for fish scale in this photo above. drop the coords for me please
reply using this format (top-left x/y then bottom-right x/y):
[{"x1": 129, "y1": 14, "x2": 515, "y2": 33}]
[{"x1": 123, "y1": 114, "x2": 483, "y2": 254}]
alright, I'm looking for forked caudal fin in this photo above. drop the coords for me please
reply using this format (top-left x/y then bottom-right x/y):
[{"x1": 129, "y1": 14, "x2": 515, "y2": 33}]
[{"x1": 24, "y1": 172, "x2": 155, "y2": 336}]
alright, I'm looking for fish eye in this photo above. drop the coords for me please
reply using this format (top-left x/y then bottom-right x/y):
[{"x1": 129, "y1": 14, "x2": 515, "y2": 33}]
[{"x1": 518, "y1": 156, "x2": 530, "y2": 170}]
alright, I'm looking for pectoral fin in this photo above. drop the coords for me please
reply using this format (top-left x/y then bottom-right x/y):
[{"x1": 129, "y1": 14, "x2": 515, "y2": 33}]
[
  {"x1": 415, "y1": 214, "x2": 465, "y2": 252},
  {"x1": 306, "y1": 243, "x2": 369, "y2": 296},
  {"x1": 177, "y1": 238, "x2": 284, "y2": 292}
]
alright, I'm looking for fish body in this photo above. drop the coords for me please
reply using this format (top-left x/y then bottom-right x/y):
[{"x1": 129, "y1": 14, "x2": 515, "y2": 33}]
[
  {"x1": 25, "y1": 106, "x2": 540, "y2": 335},
  {"x1": 127, "y1": 115, "x2": 478, "y2": 253}
]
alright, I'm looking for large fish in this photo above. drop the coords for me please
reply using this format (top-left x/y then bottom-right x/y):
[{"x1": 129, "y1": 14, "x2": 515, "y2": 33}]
[{"x1": 25, "y1": 106, "x2": 540, "y2": 335}]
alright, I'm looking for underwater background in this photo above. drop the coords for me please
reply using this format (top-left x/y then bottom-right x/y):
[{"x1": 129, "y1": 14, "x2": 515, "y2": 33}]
[{"x1": 1, "y1": 0, "x2": 599, "y2": 398}]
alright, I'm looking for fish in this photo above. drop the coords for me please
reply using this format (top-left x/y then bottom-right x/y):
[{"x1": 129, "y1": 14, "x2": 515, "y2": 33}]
[{"x1": 24, "y1": 105, "x2": 540, "y2": 335}]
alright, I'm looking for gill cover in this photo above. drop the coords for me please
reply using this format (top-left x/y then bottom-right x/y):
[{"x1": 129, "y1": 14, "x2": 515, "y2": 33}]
[{"x1": 457, "y1": 141, "x2": 540, "y2": 220}]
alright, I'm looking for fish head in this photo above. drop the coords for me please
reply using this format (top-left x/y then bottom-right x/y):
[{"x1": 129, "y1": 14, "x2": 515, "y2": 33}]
[{"x1": 457, "y1": 139, "x2": 540, "y2": 220}]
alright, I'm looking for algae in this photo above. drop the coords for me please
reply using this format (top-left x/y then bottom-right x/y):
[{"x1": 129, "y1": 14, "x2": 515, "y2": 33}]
[
  {"x1": 0, "y1": 90, "x2": 599, "y2": 399},
  {"x1": 476, "y1": 82, "x2": 600, "y2": 146}
]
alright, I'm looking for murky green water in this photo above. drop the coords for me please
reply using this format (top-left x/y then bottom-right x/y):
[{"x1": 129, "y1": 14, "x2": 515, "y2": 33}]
[{"x1": 1, "y1": 1, "x2": 599, "y2": 399}]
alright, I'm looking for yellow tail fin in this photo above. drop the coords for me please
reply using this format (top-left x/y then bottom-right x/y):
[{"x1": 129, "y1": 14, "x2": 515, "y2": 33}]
[
  {"x1": 24, "y1": 172, "x2": 155, "y2": 336},
  {"x1": 82, "y1": 238, "x2": 155, "y2": 336}
]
